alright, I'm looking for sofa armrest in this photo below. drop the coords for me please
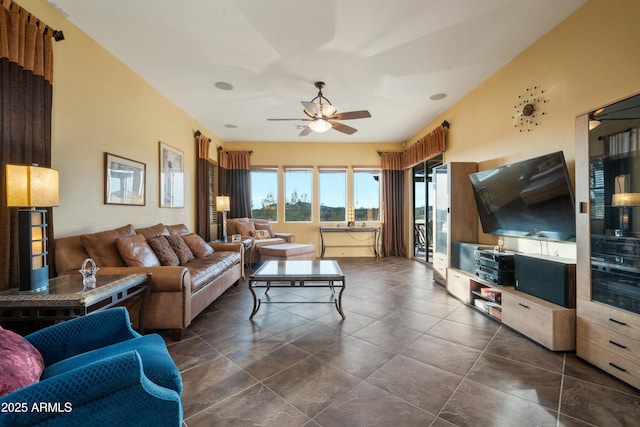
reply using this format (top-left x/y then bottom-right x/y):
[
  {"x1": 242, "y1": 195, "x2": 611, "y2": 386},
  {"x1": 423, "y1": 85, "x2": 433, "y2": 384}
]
[
  {"x1": 0, "y1": 351, "x2": 182, "y2": 427},
  {"x1": 210, "y1": 242, "x2": 243, "y2": 253},
  {"x1": 274, "y1": 232, "x2": 295, "y2": 243},
  {"x1": 97, "y1": 266, "x2": 189, "y2": 293},
  {"x1": 25, "y1": 307, "x2": 140, "y2": 366}
]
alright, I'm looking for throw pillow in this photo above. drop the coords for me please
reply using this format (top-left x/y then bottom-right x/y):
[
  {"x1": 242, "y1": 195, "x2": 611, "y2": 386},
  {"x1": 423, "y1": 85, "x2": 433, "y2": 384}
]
[
  {"x1": 166, "y1": 235, "x2": 195, "y2": 264},
  {"x1": 254, "y1": 222, "x2": 275, "y2": 238},
  {"x1": 0, "y1": 327, "x2": 45, "y2": 397},
  {"x1": 80, "y1": 224, "x2": 135, "y2": 267},
  {"x1": 181, "y1": 233, "x2": 214, "y2": 258},
  {"x1": 250, "y1": 230, "x2": 271, "y2": 240},
  {"x1": 115, "y1": 234, "x2": 161, "y2": 267},
  {"x1": 148, "y1": 236, "x2": 180, "y2": 266}
]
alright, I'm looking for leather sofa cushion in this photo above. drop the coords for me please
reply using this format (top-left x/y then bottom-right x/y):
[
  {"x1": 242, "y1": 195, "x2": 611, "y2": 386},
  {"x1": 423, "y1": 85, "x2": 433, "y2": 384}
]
[
  {"x1": 166, "y1": 235, "x2": 195, "y2": 264},
  {"x1": 115, "y1": 234, "x2": 161, "y2": 267},
  {"x1": 148, "y1": 236, "x2": 180, "y2": 266},
  {"x1": 260, "y1": 243, "x2": 315, "y2": 257},
  {"x1": 182, "y1": 233, "x2": 214, "y2": 258},
  {"x1": 80, "y1": 224, "x2": 135, "y2": 267},
  {"x1": 186, "y1": 252, "x2": 241, "y2": 293},
  {"x1": 166, "y1": 223, "x2": 190, "y2": 236},
  {"x1": 136, "y1": 223, "x2": 170, "y2": 239},
  {"x1": 228, "y1": 218, "x2": 255, "y2": 237}
]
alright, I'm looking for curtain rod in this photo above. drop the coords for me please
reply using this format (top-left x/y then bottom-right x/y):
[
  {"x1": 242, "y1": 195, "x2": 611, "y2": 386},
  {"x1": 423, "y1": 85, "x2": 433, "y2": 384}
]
[
  {"x1": 193, "y1": 129, "x2": 211, "y2": 142},
  {"x1": 216, "y1": 145, "x2": 253, "y2": 155},
  {"x1": 378, "y1": 120, "x2": 449, "y2": 156},
  {"x1": 9, "y1": 3, "x2": 65, "y2": 41}
]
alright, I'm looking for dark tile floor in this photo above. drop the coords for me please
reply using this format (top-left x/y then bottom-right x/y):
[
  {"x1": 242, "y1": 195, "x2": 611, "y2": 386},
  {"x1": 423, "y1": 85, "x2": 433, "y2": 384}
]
[{"x1": 164, "y1": 257, "x2": 640, "y2": 426}]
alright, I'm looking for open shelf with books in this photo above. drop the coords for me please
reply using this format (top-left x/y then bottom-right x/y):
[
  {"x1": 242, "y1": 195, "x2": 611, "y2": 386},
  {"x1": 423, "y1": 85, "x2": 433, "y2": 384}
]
[{"x1": 470, "y1": 281, "x2": 503, "y2": 321}]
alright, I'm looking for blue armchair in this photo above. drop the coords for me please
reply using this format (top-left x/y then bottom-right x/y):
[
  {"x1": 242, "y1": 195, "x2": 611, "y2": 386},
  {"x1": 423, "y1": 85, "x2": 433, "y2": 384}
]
[{"x1": 0, "y1": 308, "x2": 182, "y2": 427}]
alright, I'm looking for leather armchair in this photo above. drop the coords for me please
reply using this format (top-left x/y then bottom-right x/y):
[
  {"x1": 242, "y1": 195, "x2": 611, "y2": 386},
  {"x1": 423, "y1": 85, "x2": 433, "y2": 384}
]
[{"x1": 0, "y1": 308, "x2": 182, "y2": 427}]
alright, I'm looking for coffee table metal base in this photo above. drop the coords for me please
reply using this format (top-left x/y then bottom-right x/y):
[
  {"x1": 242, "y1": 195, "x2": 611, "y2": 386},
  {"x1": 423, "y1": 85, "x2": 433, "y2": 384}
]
[{"x1": 248, "y1": 260, "x2": 345, "y2": 319}]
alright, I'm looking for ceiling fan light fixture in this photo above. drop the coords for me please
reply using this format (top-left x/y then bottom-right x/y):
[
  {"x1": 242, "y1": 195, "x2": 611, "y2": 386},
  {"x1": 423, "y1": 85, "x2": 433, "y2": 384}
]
[
  {"x1": 308, "y1": 119, "x2": 332, "y2": 133},
  {"x1": 317, "y1": 103, "x2": 336, "y2": 117}
]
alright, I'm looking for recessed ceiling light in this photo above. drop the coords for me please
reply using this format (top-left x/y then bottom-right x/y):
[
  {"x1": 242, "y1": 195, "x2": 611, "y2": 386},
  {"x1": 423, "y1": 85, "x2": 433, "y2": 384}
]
[
  {"x1": 215, "y1": 82, "x2": 234, "y2": 90},
  {"x1": 224, "y1": 124, "x2": 238, "y2": 129},
  {"x1": 429, "y1": 93, "x2": 447, "y2": 101}
]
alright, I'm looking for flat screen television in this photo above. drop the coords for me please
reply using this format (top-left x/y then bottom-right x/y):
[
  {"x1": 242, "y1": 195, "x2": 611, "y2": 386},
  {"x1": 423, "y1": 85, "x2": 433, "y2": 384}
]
[{"x1": 468, "y1": 151, "x2": 576, "y2": 242}]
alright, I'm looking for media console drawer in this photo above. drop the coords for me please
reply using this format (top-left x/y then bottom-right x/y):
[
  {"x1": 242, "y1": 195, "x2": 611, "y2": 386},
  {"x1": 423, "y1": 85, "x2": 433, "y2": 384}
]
[
  {"x1": 502, "y1": 290, "x2": 576, "y2": 351},
  {"x1": 577, "y1": 336, "x2": 640, "y2": 390},
  {"x1": 447, "y1": 269, "x2": 471, "y2": 304},
  {"x1": 433, "y1": 252, "x2": 447, "y2": 285},
  {"x1": 576, "y1": 299, "x2": 640, "y2": 341},
  {"x1": 577, "y1": 317, "x2": 640, "y2": 363}
]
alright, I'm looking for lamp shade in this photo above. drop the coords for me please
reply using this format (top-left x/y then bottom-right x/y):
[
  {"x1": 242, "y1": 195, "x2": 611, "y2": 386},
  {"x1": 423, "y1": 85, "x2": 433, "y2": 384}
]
[
  {"x1": 6, "y1": 164, "x2": 59, "y2": 207},
  {"x1": 612, "y1": 193, "x2": 640, "y2": 207},
  {"x1": 216, "y1": 195, "x2": 230, "y2": 212}
]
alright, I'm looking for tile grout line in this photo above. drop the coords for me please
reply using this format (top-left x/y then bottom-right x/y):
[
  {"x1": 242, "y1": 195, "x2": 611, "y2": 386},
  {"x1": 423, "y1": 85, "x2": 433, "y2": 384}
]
[
  {"x1": 428, "y1": 322, "x2": 503, "y2": 426},
  {"x1": 556, "y1": 353, "x2": 566, "y2": 427}
]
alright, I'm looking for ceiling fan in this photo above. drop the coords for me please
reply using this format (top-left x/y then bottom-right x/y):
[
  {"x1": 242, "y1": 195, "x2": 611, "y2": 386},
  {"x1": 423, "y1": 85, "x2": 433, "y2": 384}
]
[{"x1": 268, "y1": 82, "x2": 371, "y2": 136}]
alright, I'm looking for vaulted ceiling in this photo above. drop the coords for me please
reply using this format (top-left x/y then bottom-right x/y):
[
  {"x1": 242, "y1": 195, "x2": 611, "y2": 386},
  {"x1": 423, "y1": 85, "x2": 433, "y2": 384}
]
[{"x1": 49, "y1": 0, "x2": 587, "y2": 143}]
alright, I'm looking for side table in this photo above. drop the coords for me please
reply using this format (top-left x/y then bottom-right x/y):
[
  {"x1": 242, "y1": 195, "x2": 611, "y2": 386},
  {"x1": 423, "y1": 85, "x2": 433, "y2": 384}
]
[{"x1": 0, "y1": 273, "x2": 151, "y2": 332}]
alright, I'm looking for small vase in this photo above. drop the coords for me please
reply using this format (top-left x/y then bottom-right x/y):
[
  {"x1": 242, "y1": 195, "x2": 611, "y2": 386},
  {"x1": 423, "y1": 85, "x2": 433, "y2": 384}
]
[{"x1": 79, "y1": 258, "x2": 99, "y2": 291}]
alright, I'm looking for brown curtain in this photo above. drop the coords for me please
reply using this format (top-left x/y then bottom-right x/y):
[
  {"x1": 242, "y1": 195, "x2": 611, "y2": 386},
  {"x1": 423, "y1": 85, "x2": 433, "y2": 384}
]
[
  {"x1": 0, "y1": 1, "x2": 57, "y2": 291},
  {"x1": 380, "y1": 152, "x2": 407, "y2": 257},
  {"x1": 402, "y1": 123, "x2": 446, "y2": 169},
  {"x1": 195, "y1": 132, "x2": 212, "y2": 241},
  {"x1": 219, "y1": 150, "x2": 251, "y2": 218},
  {"x1": 377, "y1": 123, "x2": 447, "y2": 257}
]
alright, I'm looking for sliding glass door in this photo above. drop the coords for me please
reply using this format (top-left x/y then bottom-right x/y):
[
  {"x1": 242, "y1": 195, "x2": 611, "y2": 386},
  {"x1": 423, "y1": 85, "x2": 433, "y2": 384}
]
[{"x1": 412, "y1": 156, "x2": 442, "y2": 262}]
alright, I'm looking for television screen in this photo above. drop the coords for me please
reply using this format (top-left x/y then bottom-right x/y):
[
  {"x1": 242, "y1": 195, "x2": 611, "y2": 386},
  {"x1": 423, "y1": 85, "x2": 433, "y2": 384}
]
[{"x1": 468, "y1": 151, "x2": 576, "y2": 242}]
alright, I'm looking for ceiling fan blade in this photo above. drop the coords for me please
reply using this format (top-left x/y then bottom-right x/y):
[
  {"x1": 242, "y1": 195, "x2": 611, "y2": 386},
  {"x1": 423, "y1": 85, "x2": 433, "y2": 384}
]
[
  {"x1": 298, "y1": 126, "x2": 313, "y2": 137},
  {"x1": 267, "y1": 118, "x2": 312, "y2": 121},
  {"x1": 330, "y1": 110, "x2": 371, "y2": 120},
  {"x1": 329, "y1": 121, "x2": 358, "y2": 135}
]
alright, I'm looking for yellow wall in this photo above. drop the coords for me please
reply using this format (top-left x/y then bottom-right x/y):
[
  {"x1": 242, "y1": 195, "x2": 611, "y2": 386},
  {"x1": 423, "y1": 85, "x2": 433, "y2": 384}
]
[
  {"x1": 21, "y1": 0, "x2": 223, "y2": 237},
  {"x1": 405, "y1": 0, "x2": 640, "y2": 258}
]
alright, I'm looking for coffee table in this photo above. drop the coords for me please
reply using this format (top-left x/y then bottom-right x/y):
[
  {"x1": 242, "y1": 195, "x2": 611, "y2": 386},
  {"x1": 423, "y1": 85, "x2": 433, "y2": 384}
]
[
  {"x1": 0, "y1": 273, "x2": 151, "y2": 331},
  {"x1": 248, "y1": 260, "x2": 346, "y2": 319}
]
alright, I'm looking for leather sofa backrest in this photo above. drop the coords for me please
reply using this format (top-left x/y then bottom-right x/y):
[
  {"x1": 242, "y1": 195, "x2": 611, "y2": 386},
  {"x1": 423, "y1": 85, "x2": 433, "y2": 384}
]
[{"x1": 55, "y1": 235, "x2": 90, "y2": 275}]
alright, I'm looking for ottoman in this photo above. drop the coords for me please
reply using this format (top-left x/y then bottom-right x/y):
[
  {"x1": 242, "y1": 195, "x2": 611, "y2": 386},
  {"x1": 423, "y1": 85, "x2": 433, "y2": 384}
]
[{"x1": 260, "y1": 243, "x2": 316, "y2": 261}]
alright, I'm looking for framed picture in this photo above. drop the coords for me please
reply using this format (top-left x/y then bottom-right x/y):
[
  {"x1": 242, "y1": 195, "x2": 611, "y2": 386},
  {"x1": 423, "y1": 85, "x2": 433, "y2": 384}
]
[
  {"x1": 104, "y1": 153, "x2": 146, "y2": 206},
  {"x1": 159, "y1": 142, "x2": 184, "y2": 208}
]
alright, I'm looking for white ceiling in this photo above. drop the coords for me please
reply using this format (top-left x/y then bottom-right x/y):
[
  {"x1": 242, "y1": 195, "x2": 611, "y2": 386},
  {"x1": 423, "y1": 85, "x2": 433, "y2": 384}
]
[{"x1": 48, "y1": 0, "x2": 587, "y2": 143}]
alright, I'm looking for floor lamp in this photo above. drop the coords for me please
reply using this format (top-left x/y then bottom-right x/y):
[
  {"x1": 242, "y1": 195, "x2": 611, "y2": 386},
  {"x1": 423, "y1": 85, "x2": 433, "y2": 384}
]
[
  {"x1": 6, "y1": 164, "x2": 59, "y2": 293},
  {"x1": 216, "y1": 195, "x2": 230, "y2": 242}
]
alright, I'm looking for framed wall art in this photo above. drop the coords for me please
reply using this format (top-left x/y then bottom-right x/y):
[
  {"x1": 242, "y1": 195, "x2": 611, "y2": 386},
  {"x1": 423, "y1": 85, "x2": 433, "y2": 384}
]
[
  {"x1": 104, "y1": 153, "x2": 146, "y2": 206},
  {"x1": 159, "y1": 142, "x2": 184, "y2": 208}
]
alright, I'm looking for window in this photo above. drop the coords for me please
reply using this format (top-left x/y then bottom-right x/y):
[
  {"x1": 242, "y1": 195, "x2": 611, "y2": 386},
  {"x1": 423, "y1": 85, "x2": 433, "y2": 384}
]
[
  {"x1": 319, "y1": 168, "x2": 346, "y2": 222},
  {"x1": 353, "y1": 168, "x2": 380, "y2": 222},
  {"x1": 251, "y1": 168, "x2": 278, "y2": 221},
  {"x1": 285, "y1": 168, "x2": 312, "y2": 222}
]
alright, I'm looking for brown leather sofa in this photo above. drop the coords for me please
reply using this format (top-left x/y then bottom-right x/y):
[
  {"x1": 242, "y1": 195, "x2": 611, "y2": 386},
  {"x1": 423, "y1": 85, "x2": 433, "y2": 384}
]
[
  {"x1": 226, "y1": 218, "x2": 294, "y2": 264},
  {"x1": 54, "y1": 223, "x2": 243, "y2": 340}
]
